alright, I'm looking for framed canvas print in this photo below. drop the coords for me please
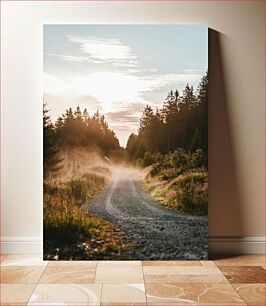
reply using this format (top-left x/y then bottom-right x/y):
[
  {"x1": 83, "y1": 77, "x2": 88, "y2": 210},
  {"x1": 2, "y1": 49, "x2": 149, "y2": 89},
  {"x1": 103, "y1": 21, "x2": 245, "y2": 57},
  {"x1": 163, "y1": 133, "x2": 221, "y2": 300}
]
[{"x1": 43, "y1": 24, "x2": 208, "y2": 260}]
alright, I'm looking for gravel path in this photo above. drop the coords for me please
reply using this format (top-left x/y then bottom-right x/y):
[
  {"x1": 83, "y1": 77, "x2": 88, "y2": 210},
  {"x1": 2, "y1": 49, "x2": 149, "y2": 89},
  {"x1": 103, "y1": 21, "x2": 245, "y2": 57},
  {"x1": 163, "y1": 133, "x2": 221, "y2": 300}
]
[{"x1": 82, "y1": 168, "x2": 208, "y2": 260}]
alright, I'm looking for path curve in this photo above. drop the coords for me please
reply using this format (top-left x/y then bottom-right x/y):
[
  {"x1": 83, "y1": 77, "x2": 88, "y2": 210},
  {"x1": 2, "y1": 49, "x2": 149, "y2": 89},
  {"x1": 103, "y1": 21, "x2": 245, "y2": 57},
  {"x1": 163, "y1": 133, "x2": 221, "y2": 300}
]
[{"x1": 82, "y1": 168, "x2": 208, "y2": 260}]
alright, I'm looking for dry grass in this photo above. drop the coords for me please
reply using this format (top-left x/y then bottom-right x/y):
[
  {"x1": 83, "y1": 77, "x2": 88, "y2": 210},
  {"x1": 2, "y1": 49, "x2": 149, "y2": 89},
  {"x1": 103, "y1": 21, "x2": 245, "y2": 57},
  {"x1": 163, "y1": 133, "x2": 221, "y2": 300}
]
[
  {"x1": 44, "y1": 172, "x2": 129, "y2": 260},
  {"x1": 142, "y1": 170, "x2": 208, "y2": 216}
]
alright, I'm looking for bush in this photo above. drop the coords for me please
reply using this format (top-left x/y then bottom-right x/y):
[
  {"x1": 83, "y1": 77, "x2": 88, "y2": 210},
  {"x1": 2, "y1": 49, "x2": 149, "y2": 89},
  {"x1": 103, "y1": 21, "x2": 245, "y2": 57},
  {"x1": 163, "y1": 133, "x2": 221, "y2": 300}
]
[
  {"x1": 143, "y1": 148, "x2": 208, "y2": 216},
  {"x1": 174, "y1": 172, "x2": 208, "y2": 215},
  {"x1": 142, "y1": 151, "x2": 155, "y2": 167},
  {"x1": 171, "y1": 148, "x2": 190, "y2": 171},
  {"x1": 191, "y1": 149, "x2": 207, "y2": 170}
]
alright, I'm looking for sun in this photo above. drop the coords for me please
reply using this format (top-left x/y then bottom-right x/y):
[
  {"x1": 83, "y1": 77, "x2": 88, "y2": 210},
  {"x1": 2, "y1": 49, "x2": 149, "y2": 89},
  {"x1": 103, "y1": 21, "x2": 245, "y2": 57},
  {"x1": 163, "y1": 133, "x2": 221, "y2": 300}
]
[{"x1": 73, "y1": 72, "x2": 144, "y2": 112}]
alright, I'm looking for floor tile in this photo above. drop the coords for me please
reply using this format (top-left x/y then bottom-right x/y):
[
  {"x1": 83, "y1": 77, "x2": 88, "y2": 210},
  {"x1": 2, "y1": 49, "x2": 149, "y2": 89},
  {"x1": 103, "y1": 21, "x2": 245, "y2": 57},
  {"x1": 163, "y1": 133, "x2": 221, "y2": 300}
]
[
  {"x1": 146, "y1": 304, "x2": 247, "y2": 306},
  {"x1": 143, "y1": 265, "x2": 228, "y2": 284},
  {"x1": 95, "y1": 265, "x2": 144, "y2": 283},
  {"x1": 1, "y1": 266, "x2": 45, "y2": 284},
  {"x1": 233, "y1": 284, "x2": 266, "y2": 303},
  {"x1": 143, "y1": 266, "x2": 221, "y2": 275},
  {"x1": 142, "y1": 261, "x2": 201, "y2": 266},
  {"x1": 101, "y1": 304, "x2": 147, "y2": 306},
  {"x1": 101, "y1": 284, "x2": 146, "y2": 304},
  {"x1": 145, "y1": 283, "x2": 245, "y2": 304},
  {"x1": 48, "y1": 260, "x2": 97, "y2": 267},
  {"x1": 144, "y1": 274, "x2": 229, "y2": 284},
  {"x1": 0, "y1": 284, "x2": 36, "y2": 304},
  {"x1": 0, "y1": 254, "x2": 8, "y2": 261},
  {"x1": 1, "y1": 254, "x2": 48, "y2": 267},
  {"x1": 39, "y1": 266, "x2": 96, "y2": 284},
  {"x1": 214, "y1": 255, "x2": 265, "y2": 267},
  {"x1": 28, "y1": 284, "x2": 102, "y2": 305},
  {"x1": 98, "y1": 260, "x2": 141, "y2": 266},
  {"x1": 219, "y1": 266, "x2": 265, "y2": 283}
]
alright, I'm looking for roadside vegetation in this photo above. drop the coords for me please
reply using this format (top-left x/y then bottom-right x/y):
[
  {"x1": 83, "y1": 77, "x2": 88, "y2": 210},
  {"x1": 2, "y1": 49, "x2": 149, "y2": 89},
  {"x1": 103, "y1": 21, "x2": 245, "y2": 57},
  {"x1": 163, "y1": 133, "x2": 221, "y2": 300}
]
[
  {"x1": 141, "y1": 148, "x2": 208, "y2": 216},
  {"x1": 43, "y1": 173, "x2": 129, "y2": 260}
]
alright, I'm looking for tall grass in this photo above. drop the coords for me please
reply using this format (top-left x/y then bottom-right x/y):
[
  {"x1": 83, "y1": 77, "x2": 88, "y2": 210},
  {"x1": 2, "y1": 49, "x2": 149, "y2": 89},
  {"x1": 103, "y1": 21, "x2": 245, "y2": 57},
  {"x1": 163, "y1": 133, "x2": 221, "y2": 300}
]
[
  {"x1": 142, "y1": 149, "x2": 208, "y2": 216},
  {"x1": 44, "y1": 173, "x2": 128, "y2": 260}
]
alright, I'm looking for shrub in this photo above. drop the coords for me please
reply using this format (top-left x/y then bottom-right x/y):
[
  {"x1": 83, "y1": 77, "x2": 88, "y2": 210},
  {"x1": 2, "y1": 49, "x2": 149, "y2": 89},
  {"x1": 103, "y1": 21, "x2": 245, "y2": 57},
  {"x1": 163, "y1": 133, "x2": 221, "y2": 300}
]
[
  {"x1": 191, "y1": 149, "x2": 207, "y2": 170},
  {"x1": 173, "y1": 172, "x2": 208, "y2": 215},
  {"x1": 170, "y1": 148, "x2": 190, "y2": 171},
  {"x1": 142, "y1": 151, "x2": 155, "y2": 167},
  {"x1": 144, "y1": 148, "x2": 208, "y2": 216}
]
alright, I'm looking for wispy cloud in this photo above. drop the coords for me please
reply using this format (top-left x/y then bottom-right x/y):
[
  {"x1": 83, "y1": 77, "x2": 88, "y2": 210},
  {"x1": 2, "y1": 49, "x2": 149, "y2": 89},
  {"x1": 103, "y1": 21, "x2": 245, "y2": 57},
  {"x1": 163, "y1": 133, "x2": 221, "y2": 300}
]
[
  {"x1": 180, "y1": 68, "x2": 206, "y2": 74},
  {"x1": 44, "y1": 52, "x2": 91, "y2": 63},
  {"x1": 65, "y1": 36, "x2": 139, "y2": 68}
]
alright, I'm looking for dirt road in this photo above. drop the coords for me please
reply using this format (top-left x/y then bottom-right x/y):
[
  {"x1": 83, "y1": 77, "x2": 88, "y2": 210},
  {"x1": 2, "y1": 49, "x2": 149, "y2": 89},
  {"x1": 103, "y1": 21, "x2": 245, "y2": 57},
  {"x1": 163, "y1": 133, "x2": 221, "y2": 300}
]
[{"x1": 82, "y1": 167, "x2": 208, "y2": 259}]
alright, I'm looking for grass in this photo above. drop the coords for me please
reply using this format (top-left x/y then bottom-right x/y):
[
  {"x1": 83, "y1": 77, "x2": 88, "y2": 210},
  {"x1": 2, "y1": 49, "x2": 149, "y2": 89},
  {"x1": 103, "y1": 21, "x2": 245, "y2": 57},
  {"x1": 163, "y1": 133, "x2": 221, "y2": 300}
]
[
  {"x1": 141, "y1": 149, "x2": 208, "y2": 216},
  {"x1": 44, "y1": 172, "x2": 129, "y2": 260}
]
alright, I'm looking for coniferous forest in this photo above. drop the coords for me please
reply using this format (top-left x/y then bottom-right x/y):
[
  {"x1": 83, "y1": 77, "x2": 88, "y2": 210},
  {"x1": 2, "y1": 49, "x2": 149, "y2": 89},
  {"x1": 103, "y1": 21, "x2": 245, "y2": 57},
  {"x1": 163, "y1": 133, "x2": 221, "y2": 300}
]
[{"x1": 127, "y1": 72, "x2": 208, "y2": 162}]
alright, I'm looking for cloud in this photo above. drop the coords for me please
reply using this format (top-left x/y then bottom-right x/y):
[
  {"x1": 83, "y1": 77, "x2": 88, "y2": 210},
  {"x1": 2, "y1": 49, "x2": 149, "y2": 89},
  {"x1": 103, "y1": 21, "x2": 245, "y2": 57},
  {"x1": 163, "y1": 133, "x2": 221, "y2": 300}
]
[
  {"x1": 44, "y1": 72, "x2": 70, "y2": 96},
  {"x1": 106, "y1": 103, "x2": 145, "y2": 125},
  {"x1": 44, "y1": 71, "x2": 203, "y2": 113},
  {"x1": 105, "y1": 104, "x2": 146, "y2": 147},
  {"x1": 180, "y1": 68, "x2": 206, "y2": 74},
  {"x1": 68, "y1": 36, "x2": 138, "y2": 67},
  {"x1": 44, "y1": 53, "x2": 90, "y2": 63},
  {"x1": 142, "y1": 73, "x2": 202, "y2": 91}
]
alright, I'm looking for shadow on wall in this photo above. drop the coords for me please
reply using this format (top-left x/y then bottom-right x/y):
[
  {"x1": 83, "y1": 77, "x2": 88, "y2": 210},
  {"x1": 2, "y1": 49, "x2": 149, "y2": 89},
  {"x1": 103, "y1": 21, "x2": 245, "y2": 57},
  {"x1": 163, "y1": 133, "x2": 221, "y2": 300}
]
[{"x1": 208, "y1": 29, "x2": 244, "y2": 246}]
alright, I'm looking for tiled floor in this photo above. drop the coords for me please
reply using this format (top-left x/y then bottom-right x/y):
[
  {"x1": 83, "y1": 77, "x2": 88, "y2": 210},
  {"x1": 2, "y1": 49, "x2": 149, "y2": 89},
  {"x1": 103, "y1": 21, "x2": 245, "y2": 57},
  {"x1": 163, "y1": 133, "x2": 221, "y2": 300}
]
[{"x1": 0, "y1": 255, "x2": 265, "y2": 305}]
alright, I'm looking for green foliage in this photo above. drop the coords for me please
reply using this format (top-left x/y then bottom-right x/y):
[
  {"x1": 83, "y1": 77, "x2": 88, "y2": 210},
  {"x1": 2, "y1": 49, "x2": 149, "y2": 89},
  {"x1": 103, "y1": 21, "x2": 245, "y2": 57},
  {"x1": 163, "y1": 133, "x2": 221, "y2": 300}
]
[
  {"x1": 143, "y1": 148, "x2": 208, "y2": 216},
  {"x1": 43, "y1": 104, "x2": 122, "y2": 178},
  {"x1": 150, "y1": 148, "x2": 207, "y2": 177},
  {"x1": 126, "y1": 72, "x2": 208, "y2": 158},
  {"x1": 52, "y1": 106, "x2": 120, "y2": 154},
  {"x1": 43, "y1": 174, "x2": 128, "y2": 260},
  {"x1": 142, "y1": 152, "x2": 155, "y2": 167},
  {"x1": 43, "y1": 103, "x2": 63, "y2": 178},
  {"x1": 173, "y1": 172, "x2": 208, "y2": 215}
]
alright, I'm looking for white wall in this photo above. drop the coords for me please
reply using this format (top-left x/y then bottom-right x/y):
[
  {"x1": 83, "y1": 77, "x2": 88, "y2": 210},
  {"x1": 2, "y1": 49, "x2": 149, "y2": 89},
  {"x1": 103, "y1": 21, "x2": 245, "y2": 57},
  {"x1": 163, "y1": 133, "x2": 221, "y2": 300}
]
[{"x1": 1, "y1": 1, "x2": 265, "y2": 254}]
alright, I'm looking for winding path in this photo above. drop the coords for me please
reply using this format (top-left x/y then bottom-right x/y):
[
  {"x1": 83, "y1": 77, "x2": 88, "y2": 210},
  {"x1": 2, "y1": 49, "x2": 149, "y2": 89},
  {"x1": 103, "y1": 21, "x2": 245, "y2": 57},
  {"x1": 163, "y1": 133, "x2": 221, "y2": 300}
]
[{"x1": 82, "y1": 167, "x2": 208, "y2": 260}]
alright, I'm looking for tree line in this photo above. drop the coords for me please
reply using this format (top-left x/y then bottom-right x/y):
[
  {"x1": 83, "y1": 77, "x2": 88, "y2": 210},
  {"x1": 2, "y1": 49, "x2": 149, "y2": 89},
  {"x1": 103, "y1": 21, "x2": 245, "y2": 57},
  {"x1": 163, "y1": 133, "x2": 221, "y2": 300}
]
[
  {"x1": 43, "y1": 106, "x2": 120, "y2": 178},
  {"x1": 126, "y1": 71, "x2": 208, "y2": 163}
]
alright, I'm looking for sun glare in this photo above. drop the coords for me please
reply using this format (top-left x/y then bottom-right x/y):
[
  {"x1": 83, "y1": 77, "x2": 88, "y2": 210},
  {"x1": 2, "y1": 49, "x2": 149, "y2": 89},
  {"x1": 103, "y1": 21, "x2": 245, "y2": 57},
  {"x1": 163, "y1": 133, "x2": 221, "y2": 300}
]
[{"x1": 72, "y1": 72, "x2": 145, "y2": 112}]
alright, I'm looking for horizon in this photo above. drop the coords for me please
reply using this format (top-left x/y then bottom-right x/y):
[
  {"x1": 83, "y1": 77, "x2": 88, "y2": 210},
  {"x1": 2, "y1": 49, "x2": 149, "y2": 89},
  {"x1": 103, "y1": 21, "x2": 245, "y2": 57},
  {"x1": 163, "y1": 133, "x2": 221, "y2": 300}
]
[{"x1": 44, "y1": 24, "x2": 208, "y2": 147}]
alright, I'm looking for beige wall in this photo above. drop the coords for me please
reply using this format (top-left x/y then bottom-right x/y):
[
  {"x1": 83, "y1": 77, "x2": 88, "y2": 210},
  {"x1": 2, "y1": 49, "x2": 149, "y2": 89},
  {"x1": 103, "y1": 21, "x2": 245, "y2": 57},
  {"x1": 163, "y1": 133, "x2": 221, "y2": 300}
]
[{"x1": 1, "y1": 1, "x2": 265, "y2": 250}]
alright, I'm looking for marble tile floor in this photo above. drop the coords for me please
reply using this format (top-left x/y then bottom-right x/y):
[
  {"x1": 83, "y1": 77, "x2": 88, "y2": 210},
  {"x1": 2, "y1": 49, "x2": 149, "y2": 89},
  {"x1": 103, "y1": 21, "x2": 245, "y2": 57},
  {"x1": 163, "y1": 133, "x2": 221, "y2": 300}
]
[{"x1": 0, "y1": 255, "x2": 265, "y2": 306}]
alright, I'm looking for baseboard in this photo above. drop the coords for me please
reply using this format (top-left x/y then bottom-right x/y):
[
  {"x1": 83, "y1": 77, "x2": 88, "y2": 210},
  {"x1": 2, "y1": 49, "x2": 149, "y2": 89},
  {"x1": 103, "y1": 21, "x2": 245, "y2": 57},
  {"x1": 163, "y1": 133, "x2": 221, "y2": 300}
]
[
  {"x1": 0, "y1": 237, "x2": 42, "y2": 254},
  {"x1": 0, "y1": 236, "x2": 265, "y2": 254},
  {"x1": 209, "y1": 236, "x2": 265, "y2": 254}
]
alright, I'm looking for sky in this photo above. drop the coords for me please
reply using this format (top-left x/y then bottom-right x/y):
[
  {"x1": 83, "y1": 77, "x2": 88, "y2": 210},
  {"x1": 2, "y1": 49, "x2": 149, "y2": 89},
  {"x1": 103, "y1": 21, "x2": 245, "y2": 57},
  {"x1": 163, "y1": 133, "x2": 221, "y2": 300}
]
[{"x1": 44, "y1": 25, "x2": 208, "y2": 147}]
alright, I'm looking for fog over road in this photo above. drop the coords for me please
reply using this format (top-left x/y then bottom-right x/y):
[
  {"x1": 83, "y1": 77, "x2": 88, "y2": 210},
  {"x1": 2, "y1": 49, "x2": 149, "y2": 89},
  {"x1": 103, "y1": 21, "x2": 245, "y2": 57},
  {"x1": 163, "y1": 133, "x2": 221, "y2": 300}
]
[{"x1": 82, "y1": 167, "x2": 208, "y2": 259}]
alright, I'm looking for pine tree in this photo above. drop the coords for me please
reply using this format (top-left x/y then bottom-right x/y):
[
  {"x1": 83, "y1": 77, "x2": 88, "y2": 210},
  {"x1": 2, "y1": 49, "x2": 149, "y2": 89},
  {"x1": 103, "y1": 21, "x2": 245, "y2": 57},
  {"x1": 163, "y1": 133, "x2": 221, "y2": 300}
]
[
  {"x1": 43, "y1": 103, "x2": 63, "y2": 179},
  {"x1": 138, "y1": 105, "x2": 154, "y2": 135},
  {"x1": 197, "y1": 71, "x2": 208, "y2": 153}
]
